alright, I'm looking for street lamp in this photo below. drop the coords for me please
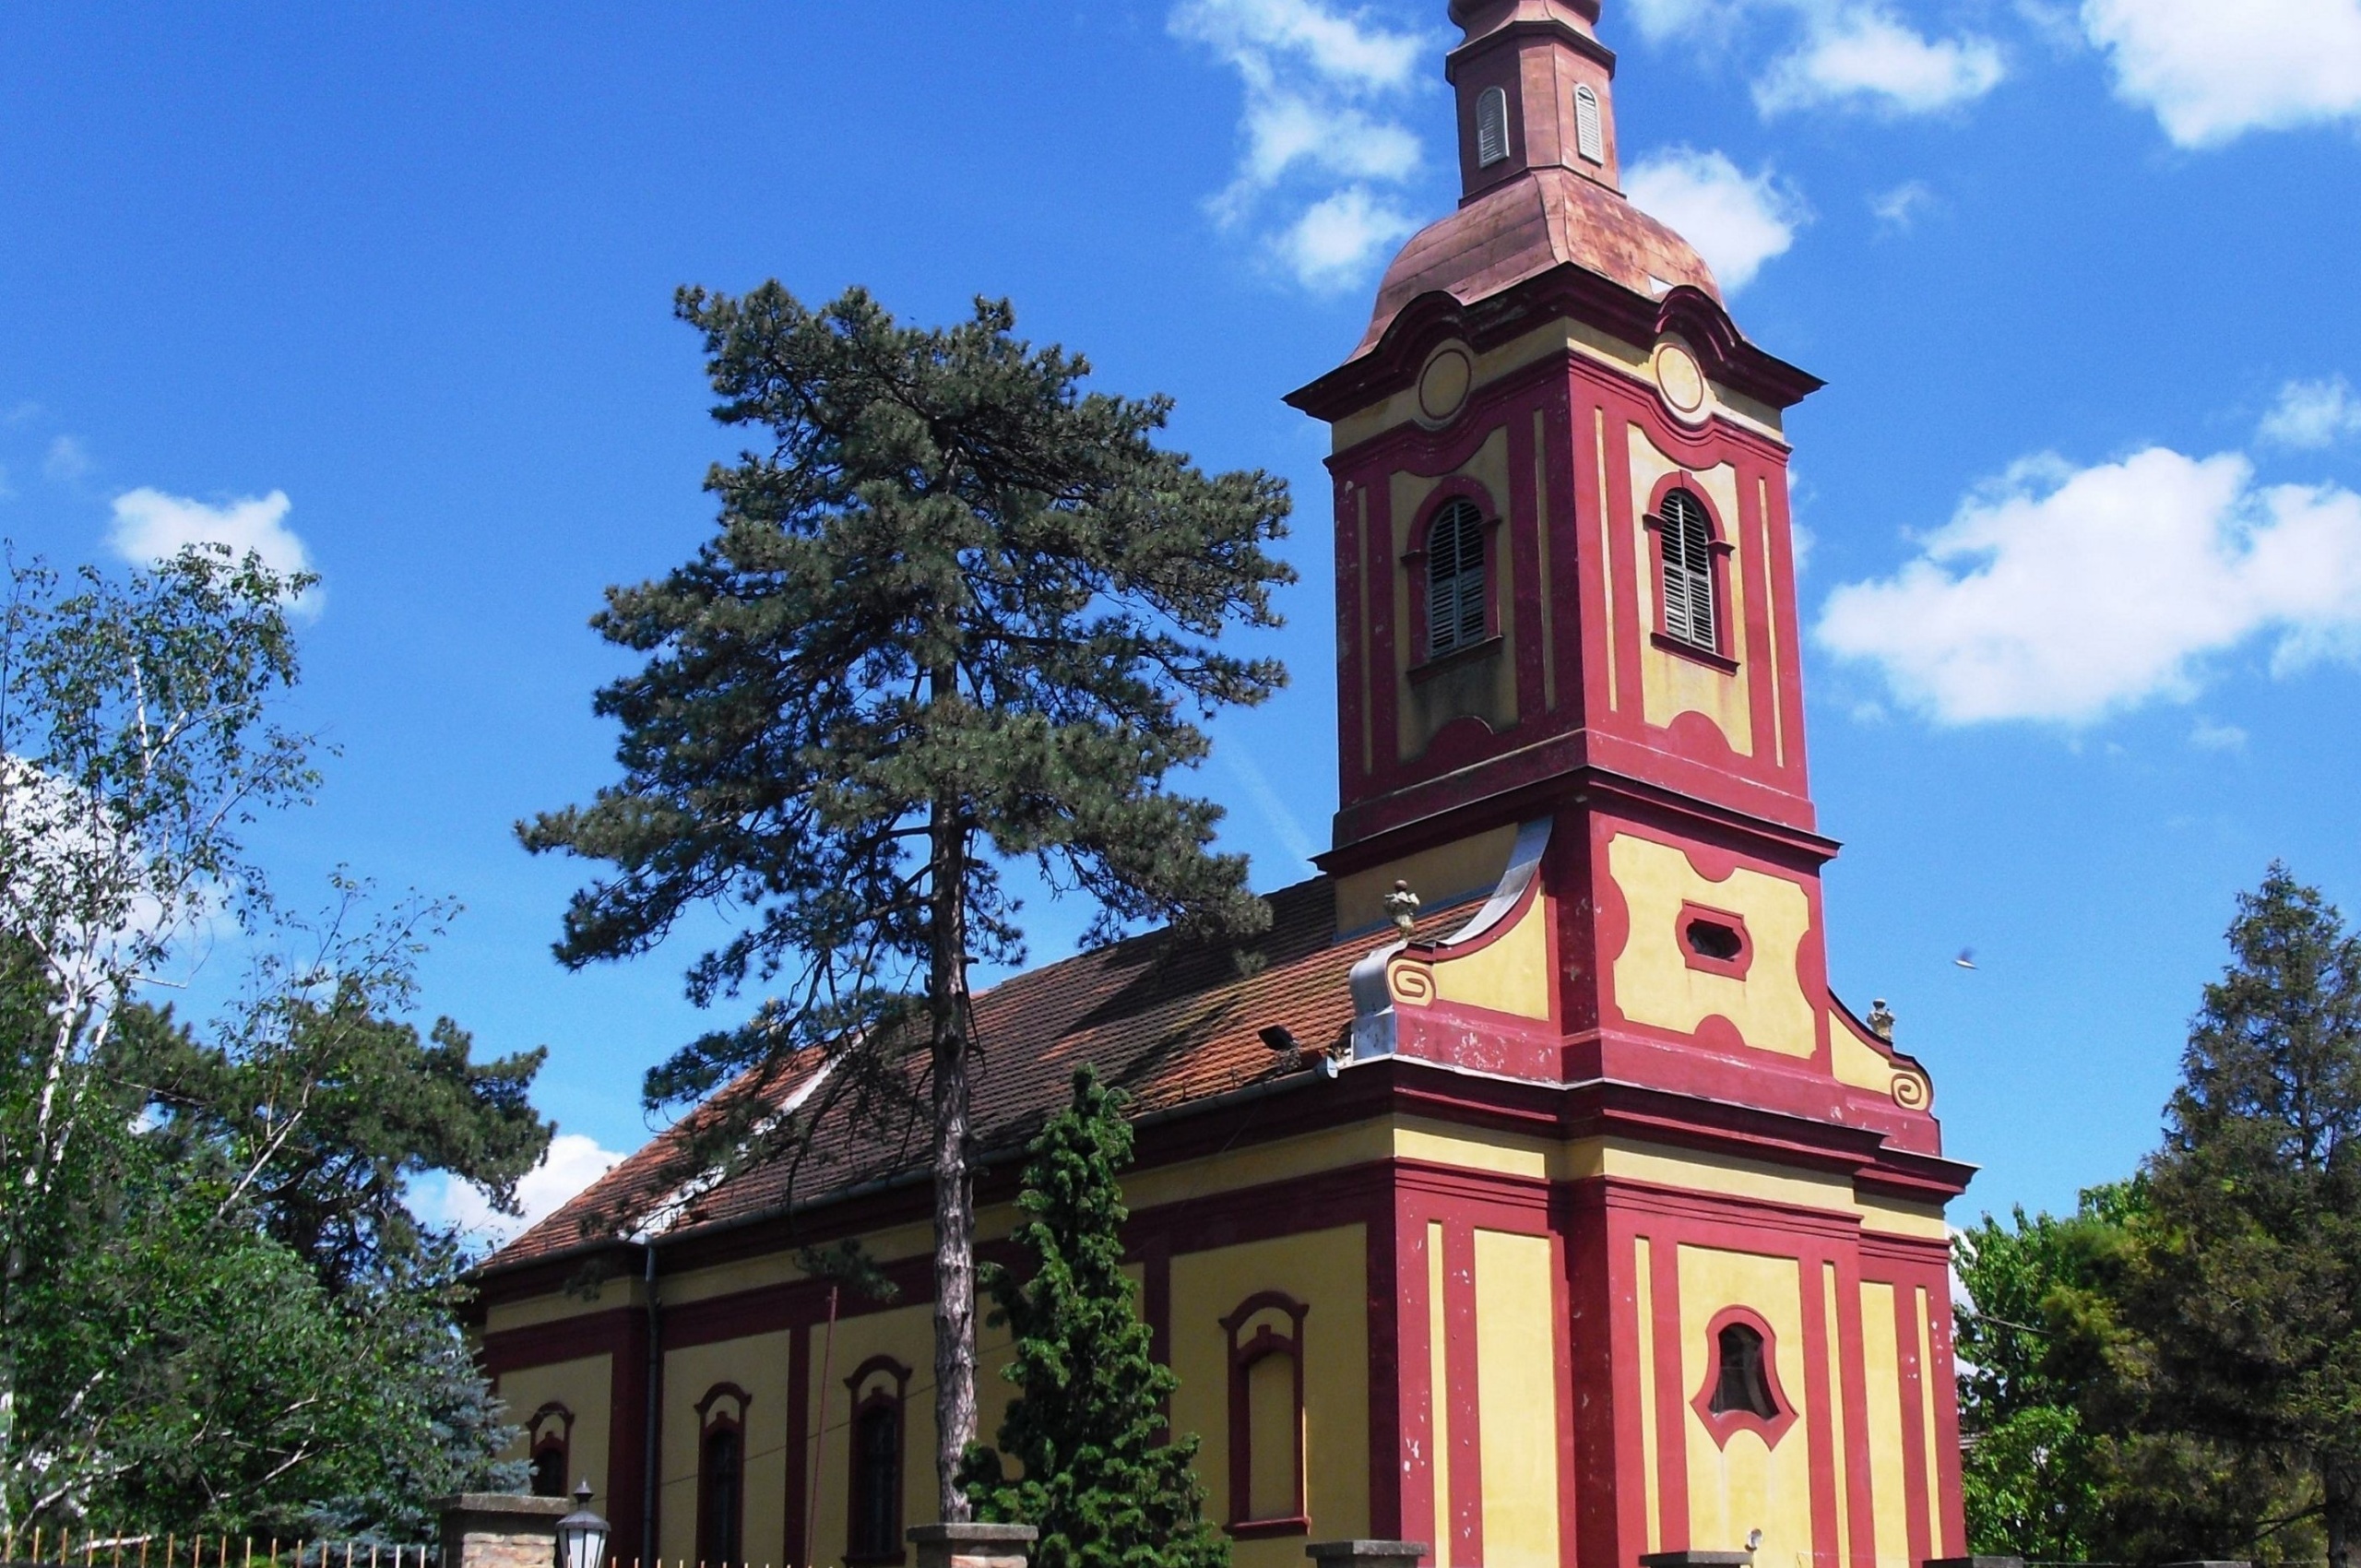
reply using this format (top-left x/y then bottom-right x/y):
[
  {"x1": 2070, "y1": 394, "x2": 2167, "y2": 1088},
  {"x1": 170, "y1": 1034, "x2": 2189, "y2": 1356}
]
[{"x1": 556, "y1": 1481, "x2": 610, "y2": 1568}]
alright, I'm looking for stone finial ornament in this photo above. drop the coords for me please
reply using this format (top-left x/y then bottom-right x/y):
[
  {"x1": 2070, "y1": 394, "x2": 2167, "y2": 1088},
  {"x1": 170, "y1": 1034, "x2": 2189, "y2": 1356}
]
[
  {"x1": 1867, "y1": 998, "x2": 1895, "y2": 1040},
  {"x1": 1384, "y1": 879, "x2": 1421, "y2": 936}
]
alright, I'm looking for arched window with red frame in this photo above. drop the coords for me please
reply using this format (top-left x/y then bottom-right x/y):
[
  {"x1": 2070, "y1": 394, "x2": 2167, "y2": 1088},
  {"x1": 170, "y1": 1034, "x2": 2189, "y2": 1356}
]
[
  {"x1": 527, "y1": 1403, "x2": 574, "y2": 1499},
  {"x1": 695, "y1": 1383, "x2": 752, "y2": 1568},
  {"x1": 845, "y1": 1356, "x2": 911, "y2": 1564},
  {"x1": 1221, "y1": 1291, "x2": 1311, "y2": 1537}
]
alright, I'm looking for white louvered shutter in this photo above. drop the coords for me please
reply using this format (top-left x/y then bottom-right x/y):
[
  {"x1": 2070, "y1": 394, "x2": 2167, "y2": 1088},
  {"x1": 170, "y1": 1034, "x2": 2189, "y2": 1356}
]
[
  {"x1": 1476, "y1": 88, "x2": 1510, "y2": 168},
  {"x1": 1574, "y1": 86, "x2": 1604, "y2": 165}
]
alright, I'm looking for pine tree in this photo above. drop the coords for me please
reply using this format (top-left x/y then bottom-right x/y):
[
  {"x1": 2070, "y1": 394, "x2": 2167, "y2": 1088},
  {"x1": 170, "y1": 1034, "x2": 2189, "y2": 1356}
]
[
  {"x1": 522, "y1": 283, "x2": 1293, "y2": 1519},
  {"x1": 2068, "y1": 864, "x2": 2361, "y2": 1566},
  {"x1": 964, "y1": 1068, "x2": 1227, "y2": 1568}
]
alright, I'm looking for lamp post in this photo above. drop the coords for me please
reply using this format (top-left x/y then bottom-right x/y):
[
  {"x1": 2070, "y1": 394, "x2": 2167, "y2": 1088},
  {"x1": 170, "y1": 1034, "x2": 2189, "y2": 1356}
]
[{"x1": 555, "y1": 1482, "x2": 610, "y2": 1568}]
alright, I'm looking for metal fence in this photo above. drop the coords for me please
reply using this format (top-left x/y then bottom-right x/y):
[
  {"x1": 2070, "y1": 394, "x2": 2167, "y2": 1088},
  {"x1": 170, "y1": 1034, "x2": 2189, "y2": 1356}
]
[{"x1": 0, "y1": 1533, "x2": 438, "y2": 1568}]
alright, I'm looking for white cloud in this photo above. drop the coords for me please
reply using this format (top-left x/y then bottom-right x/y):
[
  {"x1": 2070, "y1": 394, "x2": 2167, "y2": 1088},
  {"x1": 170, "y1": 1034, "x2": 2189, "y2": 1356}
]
[
  {"x1": 1171, "y1": 0, "x2": 1435, "y2": 290},
  {"x1": 2259, "y1": 376, "x2": 2361, "y2": 448},
  {"x1": 1172, "y1": 0, "x2": 1422, "y2": 87},
  {"x1": 1757, "y1": 7, "x2": 2005, "y2": 113},
  {"x1": 1817, "y1": 447, "x2": 2361, "y2": 724},
  {"x1": 1624, "y1": 148, "x2": 1807, "y2": 293},
  {"x1": 1625, "y1": 0, "x2": 2005, "y2": 116},
  {"x1": 44, "y1": 435, "x2": 91, "y2": 482},
  {"x1": 2189, "y1": 718, "x2": 2249, "y2": 751},
  {"x1": 1277, "y1": 186, "x2": 1420, "y2": 291},
  {"x1": 2082, "y1": 0, "x2": 2361, "y2": 147},
  {"x1": 419, "y1": 1132, "x2": 625, "y2": 1246},
  {"x1": 108, "y1": 487, "x2": 317, "y2": 612},
  {"x1": 1869, "y1": 178, "x2": 1938, "y2": 230}
]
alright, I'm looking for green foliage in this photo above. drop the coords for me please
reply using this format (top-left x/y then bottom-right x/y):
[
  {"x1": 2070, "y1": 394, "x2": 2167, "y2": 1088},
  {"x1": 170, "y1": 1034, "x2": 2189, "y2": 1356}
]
[
  {"x1": 522, "y1": 283, "x2": 1294, "y2": 1105},
  {"x1": 119, "y1": 928, "x2": 552, "y2": 1292},
  {"x1": 1954, "y1": 1187, "x2": 2138, "y2": 1560},
  {"x1": 963, "y1": 1069, "x2": 1227, "y2": 1568},
  {"x1": 0, "y1": 547, "x2": 542, "y2": 1539}
]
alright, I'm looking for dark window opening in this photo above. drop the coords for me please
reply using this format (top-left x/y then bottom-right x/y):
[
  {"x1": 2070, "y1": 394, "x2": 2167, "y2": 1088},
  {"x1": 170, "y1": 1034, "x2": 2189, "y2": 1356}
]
[
  {"x1": 850, "y1": 1401, "x2": 902, "y2": 1560},
  {"x1": 529, "y1": 1439, "x2": 567, "y2": 1499},
  {"x1": 700, "y1": 1425, "x2": 742, "y2": 1568},
  {"x1": 1660, "y1": 489, "x2": 1716, "y2": 650},
  {"x1": 1686, "y1": 918, "x2": 1742, "y2": 962},
  {"x1": 1708, "y1": 1322, "x2": 1778, "y2": 1419},
  {"x1": 1426, "y1": 500, "x2": 1488, "y2": 659}
]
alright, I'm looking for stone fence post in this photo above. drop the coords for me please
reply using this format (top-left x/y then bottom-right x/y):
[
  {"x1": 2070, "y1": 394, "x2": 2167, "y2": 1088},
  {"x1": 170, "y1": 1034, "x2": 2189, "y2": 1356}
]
[
  {"x1": 438, "y1": 1493, "x2": 572, "y2": 1568},
  {"x1": 908, "y1": 1522, "x2": 1038, "y2": 1568},
  {"x1": 1307, "y1": 1539, "x2": 1430, "y2": 1568}
]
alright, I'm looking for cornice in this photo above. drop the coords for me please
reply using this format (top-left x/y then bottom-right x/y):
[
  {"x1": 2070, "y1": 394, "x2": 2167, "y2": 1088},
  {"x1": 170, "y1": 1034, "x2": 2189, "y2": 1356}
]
[{"x1": 1287, "y1": 272, "x2": 1821, "y2": 425}]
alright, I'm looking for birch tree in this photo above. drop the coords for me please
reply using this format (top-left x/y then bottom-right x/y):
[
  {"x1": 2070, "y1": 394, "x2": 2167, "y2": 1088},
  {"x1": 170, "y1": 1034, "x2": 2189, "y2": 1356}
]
[{"x1": 0, "y1": 544, "x2": 315, "y2": 1531}]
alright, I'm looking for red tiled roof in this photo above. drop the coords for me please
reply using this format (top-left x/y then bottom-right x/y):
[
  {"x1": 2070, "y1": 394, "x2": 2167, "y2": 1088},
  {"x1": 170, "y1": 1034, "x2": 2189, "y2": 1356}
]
[{"x1": 486, "y1": 874, "x2": 1420, "y2": 1271}]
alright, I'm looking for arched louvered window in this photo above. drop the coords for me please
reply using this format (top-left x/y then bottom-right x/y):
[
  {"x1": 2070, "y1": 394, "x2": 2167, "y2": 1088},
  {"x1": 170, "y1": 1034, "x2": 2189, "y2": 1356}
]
[
  {"x1": 1426, "y1": 500, "x2": 1487, "y2": 658},
  {"x1": 1573, "y1": 85, "x2": 1605, "y2": 164},
  {"x1": 1658, "y1": 489, "x2": 1717, "y2": 651},
  {"x1": 1476, "y1": 87, "x2": 1510, "y2": 167}
]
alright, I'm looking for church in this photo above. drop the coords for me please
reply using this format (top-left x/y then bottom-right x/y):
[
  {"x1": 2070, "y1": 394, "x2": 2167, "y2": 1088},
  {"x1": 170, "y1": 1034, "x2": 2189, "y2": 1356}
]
[{"x1": 468, "y1": 5, "x2": 1974, "y2": 1568}]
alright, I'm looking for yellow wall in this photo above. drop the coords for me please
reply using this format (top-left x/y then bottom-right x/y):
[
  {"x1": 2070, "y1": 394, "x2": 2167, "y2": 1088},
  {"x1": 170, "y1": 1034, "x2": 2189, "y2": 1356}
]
[
  {"x1": 1473, "y1": 1229, "x2": 1562, "y2": 1568},
  {"x1": 1676, "y1": 1246, "x2": 1810, "y2": 1566},
  {"x1": 801, "y1": 1304, "x2": 929, "y2": 1568},
  {"x1": 1169, "y1": 1226, "x2": 1370, "y2": 1568},
  {"x1": 495, "y1": 1353, "x2": 614, "y2": 1517},
  {"x1": 1859, "y1": 1282, "x2": 1909, "y2": 1568},
  {"x1": 1607, "y1": 834, "x2": 1815, "y2": 1057},
  {"x1": 1408, "y1": 890, "x2": 1554, "y2": 1022},
  {"x1": 1914, "y1": 1287, "x2": 1943, "y2": 1559},
  {"x1": 659, "y1": 1330, "x2": 793, "y2": 1567},
  {"x1": 1335, "y1": 825, "x2": 1518, "y2": 935}
]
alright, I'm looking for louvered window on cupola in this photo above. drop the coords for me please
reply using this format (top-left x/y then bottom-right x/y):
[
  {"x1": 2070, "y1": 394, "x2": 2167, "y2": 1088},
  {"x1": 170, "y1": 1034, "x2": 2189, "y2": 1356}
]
[
  {"x1": 1426, "y1": 500, "x2": 1487, "y2": 658},
  {"x1": 1574, "y1": 85, "x2": 1605, "y2": 164},
  {"x1": 1476, "y1": 86, "x2": 1510, "y2": 167},
  {"x1": 1659, "y1": 489, "x2": 1717, "y2": 650}
]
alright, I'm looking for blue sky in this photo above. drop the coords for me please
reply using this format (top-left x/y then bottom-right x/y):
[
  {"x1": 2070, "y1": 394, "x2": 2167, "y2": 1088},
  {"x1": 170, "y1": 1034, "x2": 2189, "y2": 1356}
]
[{"x1": 6, "y1": 0, "x2": 2361, "y2": 1240}]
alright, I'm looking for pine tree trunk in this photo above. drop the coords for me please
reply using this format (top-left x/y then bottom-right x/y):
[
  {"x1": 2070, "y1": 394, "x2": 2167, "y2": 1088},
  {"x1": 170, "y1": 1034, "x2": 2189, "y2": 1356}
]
[
  {"x1": 925, "y1": 701, "x2": 978, "y2": 1524},
  {"x1": 2326, "y1": 1460, "x2": 2354, "y2": 1568}
]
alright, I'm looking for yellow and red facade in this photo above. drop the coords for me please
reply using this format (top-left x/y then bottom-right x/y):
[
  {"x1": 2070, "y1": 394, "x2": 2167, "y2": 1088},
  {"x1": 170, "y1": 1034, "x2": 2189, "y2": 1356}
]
[{"x1": 471, "y1": 5, "x2": 1970, "y2": 1568}]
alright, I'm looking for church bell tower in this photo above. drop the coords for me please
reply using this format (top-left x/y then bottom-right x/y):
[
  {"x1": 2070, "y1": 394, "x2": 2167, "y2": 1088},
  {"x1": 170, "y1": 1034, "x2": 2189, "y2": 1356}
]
[{"x1": 1287, "y1": 5, "x2": 1973, "y2": 1566}]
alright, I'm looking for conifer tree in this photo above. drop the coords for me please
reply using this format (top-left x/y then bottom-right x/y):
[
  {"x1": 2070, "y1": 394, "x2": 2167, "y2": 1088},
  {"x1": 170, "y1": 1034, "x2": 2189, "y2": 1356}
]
[
  {"x1": 964, "y1": 1068, "x2": 1226, "y2": 1568},
  {"x1": 2057, "y1": 864, "x2": 2361, "y2": 1566},
  {"x1": 522, "y1": 284, "x2": 1293, "y2": 1519}
]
